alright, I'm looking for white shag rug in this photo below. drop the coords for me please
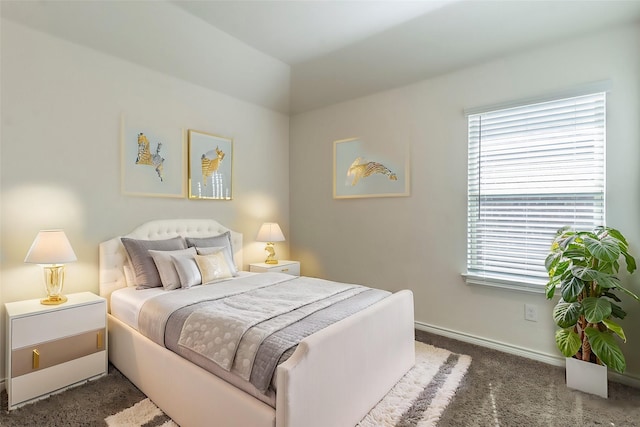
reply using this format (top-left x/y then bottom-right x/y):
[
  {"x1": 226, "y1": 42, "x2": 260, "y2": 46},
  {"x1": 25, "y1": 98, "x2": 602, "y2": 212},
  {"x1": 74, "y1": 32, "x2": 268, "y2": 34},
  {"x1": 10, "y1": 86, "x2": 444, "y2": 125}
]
[
  {"x1": 358, "y1": 341, "x2": 471, "y2": 427},
  {"x1": 105, "y1": 341, "x2": 471, "y2": 427}
]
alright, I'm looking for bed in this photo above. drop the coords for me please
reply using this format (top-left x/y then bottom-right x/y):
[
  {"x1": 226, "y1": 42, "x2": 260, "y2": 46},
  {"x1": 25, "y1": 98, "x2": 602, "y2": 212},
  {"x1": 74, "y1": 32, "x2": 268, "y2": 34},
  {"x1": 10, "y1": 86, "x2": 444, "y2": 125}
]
[{"x1": 99, "y1": 219, "x2": 415, "y2": 427}]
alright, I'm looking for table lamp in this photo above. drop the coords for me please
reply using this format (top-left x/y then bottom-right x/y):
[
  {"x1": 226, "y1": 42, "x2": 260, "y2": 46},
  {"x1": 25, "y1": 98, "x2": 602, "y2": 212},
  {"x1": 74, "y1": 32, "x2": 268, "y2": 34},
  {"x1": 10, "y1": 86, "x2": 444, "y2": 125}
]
[
  {"x1": 24, "y1": 230, "x2": 77, "y2": 305},
  {"x1": 256, "y1": 222, "x2": 285, "y2": 264}
]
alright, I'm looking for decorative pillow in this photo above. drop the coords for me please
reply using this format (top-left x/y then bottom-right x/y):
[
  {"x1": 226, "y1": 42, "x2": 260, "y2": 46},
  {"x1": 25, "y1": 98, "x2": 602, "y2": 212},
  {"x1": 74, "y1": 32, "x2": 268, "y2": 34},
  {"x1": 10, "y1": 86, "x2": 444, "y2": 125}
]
[
  {"x1": 171, "y1": 253, "x2": 202, "y2": 289},
  {"x1": 149, "y1": 247, "x2": 197, "y2": 290},
  {"x1": 123, "y1": 263, "x2": 136, "y2": 287},
  {"x1": 121, "y1": 236, "x2": 187, "y2": 289},
  {"x1": 194, "y1": 250, "x2": 235, "y2": 284},
  {"x1": 185, "y1": 232, "x2": 236, "y2": 267},
  {"x1": 196, "y1": 246, "x2": 238, "y2": 276}
]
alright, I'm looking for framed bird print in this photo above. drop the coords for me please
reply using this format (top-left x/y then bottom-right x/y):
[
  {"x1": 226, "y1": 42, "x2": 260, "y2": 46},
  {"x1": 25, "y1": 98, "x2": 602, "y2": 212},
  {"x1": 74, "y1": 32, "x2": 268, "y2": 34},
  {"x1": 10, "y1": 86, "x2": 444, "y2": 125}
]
[
  {"x1": 188, "y1": 129, "x2": 233, "y2": 200},
  {"x1": 333, "y1": 137, "x2": 410, "y2": 199},
  {"x1": 121, "y1": 114, "x2": 185, "y2": 198}
]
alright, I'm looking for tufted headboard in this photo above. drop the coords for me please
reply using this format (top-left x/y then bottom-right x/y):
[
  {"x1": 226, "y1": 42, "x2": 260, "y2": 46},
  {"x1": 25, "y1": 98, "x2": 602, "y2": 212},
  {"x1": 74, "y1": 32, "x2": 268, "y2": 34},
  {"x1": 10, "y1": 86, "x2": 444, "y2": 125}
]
[{"x1": 99, "y1": 219, "x2": 243, "y2": 310}]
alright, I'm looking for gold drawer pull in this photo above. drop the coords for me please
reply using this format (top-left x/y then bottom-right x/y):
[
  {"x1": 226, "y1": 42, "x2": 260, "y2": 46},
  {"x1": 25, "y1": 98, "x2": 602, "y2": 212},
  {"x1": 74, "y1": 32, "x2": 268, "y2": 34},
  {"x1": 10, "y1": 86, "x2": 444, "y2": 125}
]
[
  {"x1": 97, "y1": 331, "x2": 104, "y2": 350},
  {"x1": 32, "y1": 349, "x2": 40, "y2": 369},
  {"x1": 281, "y1": 268, "x2": 289, "y2": 272}
]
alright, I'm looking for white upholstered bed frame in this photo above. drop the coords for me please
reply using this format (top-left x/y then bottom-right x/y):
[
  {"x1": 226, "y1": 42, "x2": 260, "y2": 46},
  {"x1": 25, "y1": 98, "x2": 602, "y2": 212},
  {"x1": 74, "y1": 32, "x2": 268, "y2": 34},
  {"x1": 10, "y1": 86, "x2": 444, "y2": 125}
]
[{"x1": 99, "y1": 219, "x2": 415, "y2": 427}]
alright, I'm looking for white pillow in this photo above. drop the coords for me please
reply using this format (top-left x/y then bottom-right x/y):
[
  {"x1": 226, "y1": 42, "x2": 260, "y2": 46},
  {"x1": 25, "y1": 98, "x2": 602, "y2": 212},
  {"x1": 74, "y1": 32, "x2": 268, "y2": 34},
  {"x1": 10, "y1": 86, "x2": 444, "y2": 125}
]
[
  {"x1": 196, "y1": 246, "x2": 238, "y2": 277},
  {"x1": 149, "y1": 247, "x2": 197, "y2": 290},
  {"x1": 194, "y1": 251, "x2": 235, "y2": 284},
  {"x1": 171, "y1": 253, "x2": 202, "y2": 289}
]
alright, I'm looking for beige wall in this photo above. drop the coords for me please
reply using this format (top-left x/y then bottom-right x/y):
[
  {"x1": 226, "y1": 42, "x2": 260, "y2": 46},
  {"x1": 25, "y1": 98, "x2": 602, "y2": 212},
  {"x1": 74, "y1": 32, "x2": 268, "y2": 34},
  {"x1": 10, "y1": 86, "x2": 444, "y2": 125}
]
[
  {"x1": 290, "y1": 24, "x2": 640, "y2": 381},
  {"x1": 0, "y1": 20, "x2": 291, "y2": 381}
]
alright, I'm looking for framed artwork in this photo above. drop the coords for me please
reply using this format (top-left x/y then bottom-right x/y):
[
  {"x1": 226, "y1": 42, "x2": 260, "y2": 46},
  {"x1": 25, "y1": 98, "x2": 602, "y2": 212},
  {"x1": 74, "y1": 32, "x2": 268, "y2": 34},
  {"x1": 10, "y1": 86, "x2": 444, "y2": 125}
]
[
  {"x1": 121, "y1": 115, "x2": 185, "y2": 198},
  {"x1": 188, "y1": 129, "x2": 233, "y2": 200},
  {"x1": 333, "y1": 137, "x2": 410, "y2": 199}
]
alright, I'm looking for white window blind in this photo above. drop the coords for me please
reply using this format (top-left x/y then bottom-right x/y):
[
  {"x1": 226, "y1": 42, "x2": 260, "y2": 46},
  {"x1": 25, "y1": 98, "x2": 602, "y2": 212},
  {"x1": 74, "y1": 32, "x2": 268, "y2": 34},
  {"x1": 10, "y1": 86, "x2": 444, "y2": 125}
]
[{"x1": 467, "y1": 92, "x2": 605, "y2": 288}]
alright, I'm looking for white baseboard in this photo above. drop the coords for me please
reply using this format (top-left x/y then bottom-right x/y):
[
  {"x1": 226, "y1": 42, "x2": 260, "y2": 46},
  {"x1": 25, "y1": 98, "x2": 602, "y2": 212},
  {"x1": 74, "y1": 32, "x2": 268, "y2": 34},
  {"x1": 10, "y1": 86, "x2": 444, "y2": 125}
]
[{"x1": 415, "y1": 321, "x2": 640, "y2": 389}]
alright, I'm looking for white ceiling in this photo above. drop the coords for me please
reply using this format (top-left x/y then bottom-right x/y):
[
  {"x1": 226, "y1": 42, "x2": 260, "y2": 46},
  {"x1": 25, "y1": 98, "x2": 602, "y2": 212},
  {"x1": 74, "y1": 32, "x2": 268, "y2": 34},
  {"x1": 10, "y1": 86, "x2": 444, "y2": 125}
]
[
  {"x1": 3, "y1": 1, "x2": 640, "y2": 114},
  {"x1": 172, "y1": 1, "x2": 454, "y2": 65}
]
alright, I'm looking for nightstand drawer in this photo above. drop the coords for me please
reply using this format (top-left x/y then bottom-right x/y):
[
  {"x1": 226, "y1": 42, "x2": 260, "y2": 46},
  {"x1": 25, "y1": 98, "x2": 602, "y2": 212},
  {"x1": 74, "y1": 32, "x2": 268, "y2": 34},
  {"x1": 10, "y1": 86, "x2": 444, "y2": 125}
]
[
  {"x1": 11, "y1": 301, "x2": 106, "y2": 349},
  {"x1": 270, "y1": 263, "x2": 300, "y2": 276},
  {"x1": 12, "y1": 328, "x2": 106, "y2": 377},
  {"x1": 11, "y1": 351, "x2": 106, "y2": 407},
  {"x1": 250, "y1": 260, "x2": 300, "y2": 276}
]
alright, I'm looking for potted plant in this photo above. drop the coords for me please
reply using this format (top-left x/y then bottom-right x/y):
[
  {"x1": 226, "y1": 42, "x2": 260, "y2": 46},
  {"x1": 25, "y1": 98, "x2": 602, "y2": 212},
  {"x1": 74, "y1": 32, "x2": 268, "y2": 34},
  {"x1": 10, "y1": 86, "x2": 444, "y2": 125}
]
[{"x1": 545, "y1": 226, "x2": 639, "y2": 397}]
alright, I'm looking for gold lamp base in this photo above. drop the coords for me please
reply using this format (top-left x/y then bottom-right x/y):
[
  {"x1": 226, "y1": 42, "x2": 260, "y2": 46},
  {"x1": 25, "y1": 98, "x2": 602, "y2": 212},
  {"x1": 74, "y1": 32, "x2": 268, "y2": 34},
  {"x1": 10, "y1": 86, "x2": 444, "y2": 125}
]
[
  {"x1": 40, "y1": 264, "x2": 68, "y2": 305},
  {"x1": 264, "y1": 242, "x2": 278, "y2": 264},
  {"x1": 41, "y1": 295, "x2": 68, "y2": 305}
]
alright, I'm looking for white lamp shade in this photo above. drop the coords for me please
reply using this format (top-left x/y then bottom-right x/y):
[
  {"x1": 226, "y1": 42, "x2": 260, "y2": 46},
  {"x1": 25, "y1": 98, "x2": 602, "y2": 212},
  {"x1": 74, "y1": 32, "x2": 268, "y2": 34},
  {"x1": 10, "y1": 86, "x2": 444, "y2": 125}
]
[
  {"x1": 256, "y1": 223, "x2": 285, "y2": 242},
  {"x1": 24, "y1": 230, "x2": 77, "y2": 264}
]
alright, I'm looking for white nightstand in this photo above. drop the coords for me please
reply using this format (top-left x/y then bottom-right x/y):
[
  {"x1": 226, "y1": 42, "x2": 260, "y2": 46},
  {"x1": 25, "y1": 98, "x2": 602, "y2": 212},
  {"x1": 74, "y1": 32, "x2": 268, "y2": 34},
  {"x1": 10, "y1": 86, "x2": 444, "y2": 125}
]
[
  {"x1": 5, "y1": 291, "x2": 107, "y2": 410},
  {"x1": 249, "y1": 260, "x2": 300, "y2": 276}
]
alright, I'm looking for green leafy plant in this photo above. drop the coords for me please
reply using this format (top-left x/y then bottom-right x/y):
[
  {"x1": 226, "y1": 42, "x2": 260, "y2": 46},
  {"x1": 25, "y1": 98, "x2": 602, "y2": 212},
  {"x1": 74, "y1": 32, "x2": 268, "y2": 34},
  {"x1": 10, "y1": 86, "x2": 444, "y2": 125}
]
[{"x1": 545, "y1": 226, "x2": 639, "y2": 373}]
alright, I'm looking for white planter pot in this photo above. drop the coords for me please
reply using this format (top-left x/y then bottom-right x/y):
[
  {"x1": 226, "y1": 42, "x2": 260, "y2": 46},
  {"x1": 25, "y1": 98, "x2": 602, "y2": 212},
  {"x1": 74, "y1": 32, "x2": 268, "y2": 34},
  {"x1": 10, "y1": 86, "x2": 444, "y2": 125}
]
[{"x1": 565, "y1": 357, "x2": 608, "y2": 398}]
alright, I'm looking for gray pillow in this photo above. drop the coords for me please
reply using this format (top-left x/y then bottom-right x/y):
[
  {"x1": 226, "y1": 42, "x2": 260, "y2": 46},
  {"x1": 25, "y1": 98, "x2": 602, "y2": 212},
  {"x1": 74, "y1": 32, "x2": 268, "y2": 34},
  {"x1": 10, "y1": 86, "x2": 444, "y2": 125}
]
[
  {"x1": 171, "y1": 253, "x2": 202, "y2": 289},
  {"x1": 149, "y1": 247, "x2": 197, "y2": 290},
  {"x1": 185, "y1": 232, "x2": 234, "y2": 266},
  {"x1": 121, "y1": 236, "x2": 187, "y2": 289}
]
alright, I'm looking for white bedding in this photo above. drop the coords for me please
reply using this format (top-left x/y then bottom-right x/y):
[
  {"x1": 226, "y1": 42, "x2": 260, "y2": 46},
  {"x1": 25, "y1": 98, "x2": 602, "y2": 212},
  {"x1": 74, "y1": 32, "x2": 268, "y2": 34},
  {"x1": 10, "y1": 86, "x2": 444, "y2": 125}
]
[
  {"x1": 110, "y1": 272, "x2": 256, "y2": 330},
  {"x1": 111, "y1": 272, "x2": 280, "y2": 407},
  {"x1": 110, "y1": 286, "x2": 164, "y2": 330},
  {"x1": 109, "y1": 271, "x2": 390, "y2": 409}
]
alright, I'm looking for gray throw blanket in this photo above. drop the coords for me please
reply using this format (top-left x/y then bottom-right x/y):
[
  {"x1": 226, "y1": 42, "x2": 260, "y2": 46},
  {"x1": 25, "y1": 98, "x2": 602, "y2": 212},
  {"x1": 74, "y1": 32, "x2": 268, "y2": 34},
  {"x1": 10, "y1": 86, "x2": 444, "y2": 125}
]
[
  {"x1": 250, "y1": 288, "x2": 389, "y2": 392},
  {"x1": 177, "y1": 276, "x2": 364, "y2": 374}
]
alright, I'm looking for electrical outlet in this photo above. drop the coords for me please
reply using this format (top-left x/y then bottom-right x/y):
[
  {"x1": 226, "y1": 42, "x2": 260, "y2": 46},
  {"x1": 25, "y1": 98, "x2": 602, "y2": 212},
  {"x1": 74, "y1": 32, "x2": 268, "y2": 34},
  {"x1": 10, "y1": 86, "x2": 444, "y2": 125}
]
[{"x1": 524, "y1": 304, "x2": 538, "y2": 322}]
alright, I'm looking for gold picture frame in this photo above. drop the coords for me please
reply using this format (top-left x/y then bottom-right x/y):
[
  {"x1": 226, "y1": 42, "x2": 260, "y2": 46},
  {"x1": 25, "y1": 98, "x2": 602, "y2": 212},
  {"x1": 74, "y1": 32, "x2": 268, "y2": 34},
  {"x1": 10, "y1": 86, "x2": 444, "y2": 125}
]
[
  {"x1": 333, "y1": 137, "x2": 410, "y2": 199},
  {"x1": 188, "y1": 129, "x2": 233, "y2": 200}
]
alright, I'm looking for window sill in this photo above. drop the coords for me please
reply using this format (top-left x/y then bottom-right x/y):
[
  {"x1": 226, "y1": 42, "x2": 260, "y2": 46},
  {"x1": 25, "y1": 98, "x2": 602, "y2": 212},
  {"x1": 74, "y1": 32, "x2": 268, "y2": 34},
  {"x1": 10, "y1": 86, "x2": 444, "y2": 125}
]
[{"x1": 462, "y1": 274, "x2": 546, "y2": 294}]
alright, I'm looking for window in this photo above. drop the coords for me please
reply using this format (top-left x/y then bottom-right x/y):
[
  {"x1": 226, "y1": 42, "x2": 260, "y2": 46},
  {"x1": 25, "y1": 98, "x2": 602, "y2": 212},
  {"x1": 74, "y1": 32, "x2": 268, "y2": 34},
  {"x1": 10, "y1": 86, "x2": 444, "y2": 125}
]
[{"x1": 466, "y1": 92, "x2": 606, "y2": 291}]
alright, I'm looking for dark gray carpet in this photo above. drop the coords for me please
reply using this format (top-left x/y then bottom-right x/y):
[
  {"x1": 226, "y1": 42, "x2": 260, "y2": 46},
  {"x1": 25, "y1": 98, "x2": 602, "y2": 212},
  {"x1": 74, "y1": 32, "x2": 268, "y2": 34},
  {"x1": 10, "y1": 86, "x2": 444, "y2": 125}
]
[
  {"x1": 0, "y1": 364, "x2": 146, "y2": 426},
  {"x1": 416, "y1": 330, "x2": 640, "y2": 427},
  {"x1": 2, "y1": 330, "x2": 639, "y2": 426}
]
